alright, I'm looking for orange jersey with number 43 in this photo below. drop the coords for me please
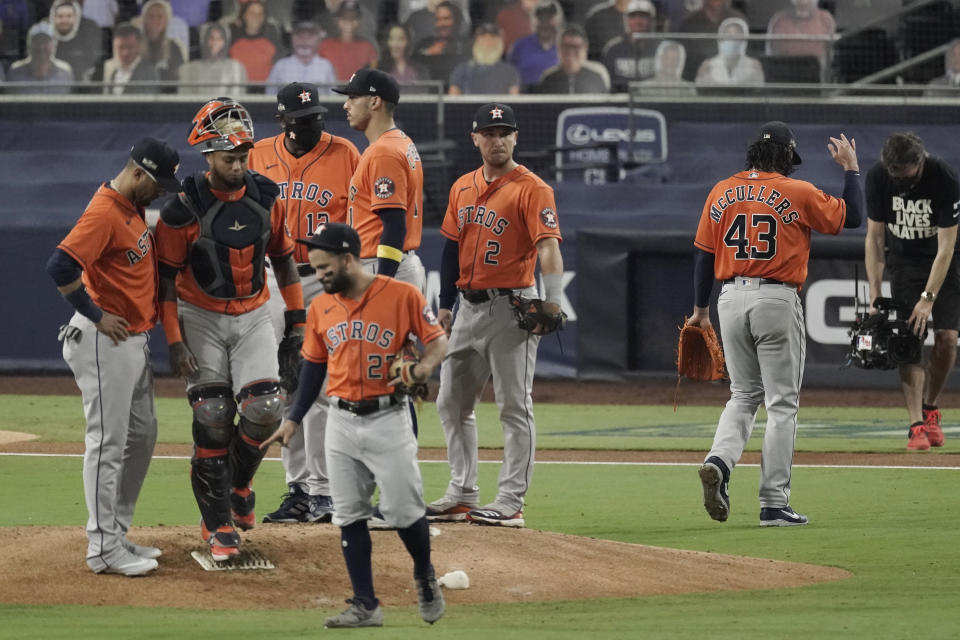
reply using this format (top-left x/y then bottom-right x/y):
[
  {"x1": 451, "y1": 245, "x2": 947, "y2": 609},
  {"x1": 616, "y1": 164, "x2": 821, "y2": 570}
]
[
  {"x1": 348, "y1": 129, "x2": 423, "y2": 257},
  {"x1": 694, "y1": 170, "x2": 847, "y2": 287},
  {"x1": 301, "y1": 275, "x2": 444, "y2": 401},
  {"x1": 441, "y1": 165, "x2": 562, "y2": 290},
  {"x1": 248, "y1": 132, "x2": 360, "y2": 264}
]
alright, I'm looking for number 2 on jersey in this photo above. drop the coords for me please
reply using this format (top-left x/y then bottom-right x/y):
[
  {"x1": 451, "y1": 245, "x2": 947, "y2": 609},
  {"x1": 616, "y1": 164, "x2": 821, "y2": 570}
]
[{"x1": 722, "y1": 213, "x2": 777, "y2": 260}]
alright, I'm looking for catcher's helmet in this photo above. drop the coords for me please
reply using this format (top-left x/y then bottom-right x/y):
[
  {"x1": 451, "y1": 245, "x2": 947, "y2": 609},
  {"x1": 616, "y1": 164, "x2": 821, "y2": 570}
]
[{"x1": 188, "y1": 97, "x2": 255, "y2": 153}]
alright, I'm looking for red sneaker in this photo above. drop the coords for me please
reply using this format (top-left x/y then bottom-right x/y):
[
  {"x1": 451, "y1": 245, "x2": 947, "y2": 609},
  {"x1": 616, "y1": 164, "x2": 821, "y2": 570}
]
[
  {"x1": 201, "y1": 521, "x2": 241, "y2": 561},
  {"x1": 923, "y1": 408, "x2": 945, "y2": 447},
  {"x1": 907, "y1": 422, "x2": 930, "y2": 451}
]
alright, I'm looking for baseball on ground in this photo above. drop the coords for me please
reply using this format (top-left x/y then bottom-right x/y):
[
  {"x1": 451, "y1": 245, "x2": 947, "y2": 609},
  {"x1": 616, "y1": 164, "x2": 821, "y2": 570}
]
[{"x1": 438, "y1": 570, "x2": 469, "y2": 589}]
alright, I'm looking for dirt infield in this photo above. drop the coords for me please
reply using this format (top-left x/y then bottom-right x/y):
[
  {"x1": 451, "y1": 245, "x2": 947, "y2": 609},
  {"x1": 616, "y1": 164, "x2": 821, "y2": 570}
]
[{"x1": 0, "y1": 375, "x2": 943, "y2": 610}]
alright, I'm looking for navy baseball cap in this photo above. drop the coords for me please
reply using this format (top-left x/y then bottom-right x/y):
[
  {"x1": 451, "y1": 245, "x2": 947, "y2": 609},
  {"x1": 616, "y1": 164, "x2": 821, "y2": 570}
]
[
  {"x1": 757, "y1": 121, "x2": 802, "y2": 165},
  {"x1": 277, "y1": 82, "x2": 328, "y2": 119},
  {"x1": 331, "y1": 68, "x2": 400, "y2": 104},
  {"x1": 297, "y1": 222, "x2": 361, "y2": 256},
  {"x1": 472, "y1": 103, "x2": 518, "y2": 132},
  {"x1": 130, "y1": 137, "x2": 180, "y2": 191}
]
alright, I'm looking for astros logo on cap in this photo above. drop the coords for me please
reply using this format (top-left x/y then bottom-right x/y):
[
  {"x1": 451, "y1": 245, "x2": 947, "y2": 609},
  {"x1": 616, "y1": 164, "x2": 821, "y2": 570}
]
[
  {"x1": 298, "y1": 90, "x2": 312, "y2": 104},
  {"x1": 490, "y1": 106, "x2": 504, "y2": 119}
]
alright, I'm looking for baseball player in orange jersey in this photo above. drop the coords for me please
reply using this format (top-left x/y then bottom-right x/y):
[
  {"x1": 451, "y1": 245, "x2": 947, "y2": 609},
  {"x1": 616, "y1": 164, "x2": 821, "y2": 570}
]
[
  {"x1": 260, "y1": 223, "x2": 447, "y2": 628},
  {"x1": 46, "y1": 137, "x2": 181, "y2": 576},
  {"x1": 333, "y1": 68, "x2": 426, "y2": 292},
  {"x1": 690, "y1": 122, "x2": 863, "y2": 527},
  {"x1": 249, "y1": 81, "x2": 360, "y2": 524},
  {"x1": 154, "y1": 98, "x2": 306, "y2": 561},
  {"x1": 427, "y1": 103, "x2": 564, "y2": 528}
]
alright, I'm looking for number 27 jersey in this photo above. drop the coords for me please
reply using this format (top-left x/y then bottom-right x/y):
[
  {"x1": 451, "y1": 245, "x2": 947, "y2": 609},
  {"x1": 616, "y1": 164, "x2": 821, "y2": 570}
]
[{"x1": 694, "y1": 170, "x2": 847, "y2": 287}]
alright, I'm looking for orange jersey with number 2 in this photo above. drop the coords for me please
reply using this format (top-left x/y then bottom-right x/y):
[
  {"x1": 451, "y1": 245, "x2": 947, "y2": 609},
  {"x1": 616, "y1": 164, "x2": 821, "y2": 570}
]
[
  {"x1": 301, "y1": 275, "x2": 444, "y2": 401},
  {"x1": 694, "y1": 170, "x2": 847, "y2": 287},
  {"x1": 440, "y1": 165, "x2": 561, "y2": 290}
]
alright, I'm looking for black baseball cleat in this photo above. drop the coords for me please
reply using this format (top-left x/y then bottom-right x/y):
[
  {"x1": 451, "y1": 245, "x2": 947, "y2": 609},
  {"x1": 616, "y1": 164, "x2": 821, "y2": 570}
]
[
  {"x1": 699, "y1": 456, "x2": 730, "y2": 522},
  {"x1": 760, "y1": 506, "x2": 809, "y2": 527}
]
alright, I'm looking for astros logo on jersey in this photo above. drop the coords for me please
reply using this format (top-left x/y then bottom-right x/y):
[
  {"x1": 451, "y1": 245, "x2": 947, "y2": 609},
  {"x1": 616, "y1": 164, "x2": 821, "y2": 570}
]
[
  {"x1": 375, "y1": 177, "x2": 395, "y2": 199},
  {"x1": 540, "y1": 208, "x2": 558, "y2": 228}
]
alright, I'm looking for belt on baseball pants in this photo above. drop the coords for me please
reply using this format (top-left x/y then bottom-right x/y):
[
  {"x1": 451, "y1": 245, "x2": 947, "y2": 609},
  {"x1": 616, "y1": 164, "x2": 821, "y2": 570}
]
[
  {"x1": 297, "y1": 263, "x2": 315, "y2": 277},
  {"x1": 460, "y1": 288, "x2": 514, "y2": 303},
  {"x1": 723, "y1": 277, "x2": 796, "y2": 290},
  {"x1": 336, "y1": 395, "x2": 399, "y2": 416}
]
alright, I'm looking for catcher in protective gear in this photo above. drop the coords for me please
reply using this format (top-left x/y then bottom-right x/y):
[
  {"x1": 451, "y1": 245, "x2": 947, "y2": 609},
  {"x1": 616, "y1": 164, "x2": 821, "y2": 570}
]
[
  {"x1": 388, "y1": 340, "x2": 429, "y2": 402},
  {"x1": 508, "y1": 294, "x2": 567, "y2": 335}
]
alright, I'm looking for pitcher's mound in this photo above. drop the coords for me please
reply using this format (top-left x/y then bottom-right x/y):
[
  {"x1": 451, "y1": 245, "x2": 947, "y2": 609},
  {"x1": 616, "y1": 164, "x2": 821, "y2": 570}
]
[{"x1": 0, "y1": 524, "x2": 849, "y2": 609}]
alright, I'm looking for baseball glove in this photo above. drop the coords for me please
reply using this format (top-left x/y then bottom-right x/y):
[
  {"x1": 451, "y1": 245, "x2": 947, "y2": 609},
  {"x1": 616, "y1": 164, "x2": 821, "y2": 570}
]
[
  {"x1": 277, "y1": 334, "x2": 303, "y2": 394},
  {"x1": 508, "y1": 294, "x2": 567, "y2": 334},
  {"x1": 676, "y1": 320, "x2": 726, "y2": 382},
  {"x1": 388, "y1": 341, "x2": 429, "y2": 401}
]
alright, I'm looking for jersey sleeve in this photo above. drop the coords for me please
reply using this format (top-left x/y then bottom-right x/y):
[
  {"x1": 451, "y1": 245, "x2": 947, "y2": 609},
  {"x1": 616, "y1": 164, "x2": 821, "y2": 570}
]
[
  {"x1": 440, "y1": 179, "x2": 463, "y2": 241},
  {"x1": 153, "y1": 217, "x2": 191, "y2": 269},
  {"x1": 58, "y1": 207, "x2": 114, "y2": 270},
  {"x1": 367, "y1": 150, "x2": 409, "y2": 212},
  {"x1": 521, "y1": 183, "x2": 562, "y2": 244},
  {"x1": 693, "y1": 186, "x2": 721, "y2": 253},
  {"x1": 267, "y1": 200, "x2": 296, "y2": 258},
  {"x1": 800, "y1": 182, "x2": 846, "y2": 236},
  {"x1": 301, "y1": 297, "x2": 329, "y2": 364}
]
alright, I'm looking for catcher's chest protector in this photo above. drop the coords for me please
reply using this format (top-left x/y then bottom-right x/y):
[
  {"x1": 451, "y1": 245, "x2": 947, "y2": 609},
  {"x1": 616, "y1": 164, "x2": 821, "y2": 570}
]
[{"x1": 178, "y1": 172, "x2": 277, "y2": 299}]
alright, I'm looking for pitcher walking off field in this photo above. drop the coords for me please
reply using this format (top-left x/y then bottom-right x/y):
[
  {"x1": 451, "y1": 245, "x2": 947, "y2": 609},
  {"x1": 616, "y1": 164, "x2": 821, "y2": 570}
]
[{"x1": 689, "y1": 121, "x2": 863, "y2": 527}]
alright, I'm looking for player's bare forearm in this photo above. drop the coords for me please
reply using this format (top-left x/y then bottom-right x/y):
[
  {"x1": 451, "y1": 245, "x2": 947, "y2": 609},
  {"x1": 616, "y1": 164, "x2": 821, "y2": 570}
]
[
  {"x1": 535, "y1": 237, "x2": 563, "y2": 276},
  {"x1": 864, "y1": 219, "x2": 886, "y2": 308},
  {"x1": 271, "y1": 254, "x2": 300, "y2": 288},
  {"x1": 259, "y1": 418, "x2": 299, "y2": 450},
  {"x1": 415, "y1": 335, "x2": 448, "y2": 379},
  {"x1": 924, "y1": 225, "x2": 958, "y2": 296}
]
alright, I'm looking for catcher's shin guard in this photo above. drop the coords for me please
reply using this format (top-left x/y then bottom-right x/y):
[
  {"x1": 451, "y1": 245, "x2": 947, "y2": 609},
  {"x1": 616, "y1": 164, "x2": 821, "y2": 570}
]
[
  {"x1": 191, "y1": 453, "x2": 232, "y2": 531},
  {"x1": 229, "y1": 416, "x2": 274, "y2": 489}
]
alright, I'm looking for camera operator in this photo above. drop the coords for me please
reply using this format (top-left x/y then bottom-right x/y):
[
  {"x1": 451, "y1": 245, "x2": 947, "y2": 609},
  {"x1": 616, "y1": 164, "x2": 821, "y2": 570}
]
[{"x1": 865, "y1": 132, "x2": 959, "y2": 450}]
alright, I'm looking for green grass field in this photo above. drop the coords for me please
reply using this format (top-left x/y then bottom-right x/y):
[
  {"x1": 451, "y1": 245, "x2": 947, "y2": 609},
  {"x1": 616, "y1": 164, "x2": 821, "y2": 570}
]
[{"x1": 1, "y1": 393, "x2": 958, "y2": 639}]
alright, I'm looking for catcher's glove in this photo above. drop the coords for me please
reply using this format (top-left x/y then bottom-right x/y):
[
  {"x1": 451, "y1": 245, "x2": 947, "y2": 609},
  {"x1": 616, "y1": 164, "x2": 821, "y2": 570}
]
[
  {"x1": 676, "y1": 320, "x2": 726, "y2": 382},
  {"x1": 388, "y1": 341, "x2": 429, "y2": 401},
  {"x1": 508, "y1": 294, "x2": 567, "y2": 334},
  {"x1": 277, "y1": 334, "x2": 303, "y2": 394}
]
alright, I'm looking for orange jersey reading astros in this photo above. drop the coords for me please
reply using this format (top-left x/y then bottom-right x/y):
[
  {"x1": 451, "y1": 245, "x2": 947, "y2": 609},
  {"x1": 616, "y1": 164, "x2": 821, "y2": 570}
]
[
  {"x1": 694, "y1": 170, "x2": 847, "y2": 287},
  {"x1": 58, "y1": 184, "x2": 158, "y2": 333},
  {"x1": 248, "y1": 132, "x2": 360, "y2": 264},
  {"x1": 301, "y1": 276, "x2": 444, "y2": 401},
  {"x1": 348, "y1": 129, "x2": 423, "y2": 257},
  {"x1": 440, "y1": 165, "x2": 562, "y2": 289},
  {"x1": 155, "y1": 180, "x2": 295, "y2": 315}
]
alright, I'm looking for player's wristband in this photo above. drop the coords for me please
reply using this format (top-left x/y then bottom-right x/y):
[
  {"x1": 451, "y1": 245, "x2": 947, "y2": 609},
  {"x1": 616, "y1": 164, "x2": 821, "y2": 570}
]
[
  {"x1": 278, "y1": 280, "x2": 305, "y2": 322},
  {"x1": 542, "y1": 272, "x2": 563, "y2": 305},
  {"x1": 160, "y1": 299, "x2": 182, "y2": 344},
  {"x1": 376, "y1": 244, "x2": 404, "y2": 262},
  {"x1": 284, "y1": 309, "x2": 306, "y2": 335},
  {"x1": 64, "y1": 286, "x2": 103, "y2": 323}
]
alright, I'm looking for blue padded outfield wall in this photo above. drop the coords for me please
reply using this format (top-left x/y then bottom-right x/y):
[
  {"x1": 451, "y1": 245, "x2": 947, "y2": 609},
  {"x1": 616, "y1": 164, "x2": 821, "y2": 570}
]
[{"x1": 4, "y1": 98, "x2": 960, "y2": 386}]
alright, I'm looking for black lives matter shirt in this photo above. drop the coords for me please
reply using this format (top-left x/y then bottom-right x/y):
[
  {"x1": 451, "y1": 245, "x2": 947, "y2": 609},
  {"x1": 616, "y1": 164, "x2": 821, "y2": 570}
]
[{"x1": 866, "y1": 155, "x2": 960, "y2": 267}]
